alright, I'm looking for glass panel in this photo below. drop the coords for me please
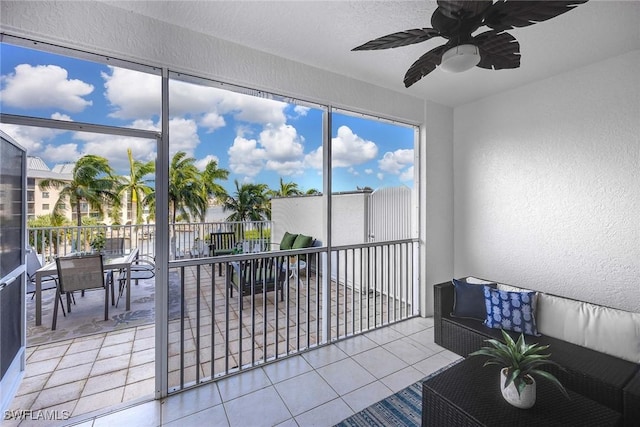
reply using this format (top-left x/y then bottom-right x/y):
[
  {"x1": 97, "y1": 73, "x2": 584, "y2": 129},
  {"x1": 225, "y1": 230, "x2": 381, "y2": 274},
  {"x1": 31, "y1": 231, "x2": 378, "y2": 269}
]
[{"x1": 330, "y1": 110, "x2": 416, "y2": 245}]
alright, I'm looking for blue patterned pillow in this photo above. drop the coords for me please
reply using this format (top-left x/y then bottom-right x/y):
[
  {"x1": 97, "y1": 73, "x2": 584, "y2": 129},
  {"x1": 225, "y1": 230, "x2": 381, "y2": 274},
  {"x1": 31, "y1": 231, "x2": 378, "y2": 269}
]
[{"x1": 482, "y1": 286, "x2": 540, "y2": 336}]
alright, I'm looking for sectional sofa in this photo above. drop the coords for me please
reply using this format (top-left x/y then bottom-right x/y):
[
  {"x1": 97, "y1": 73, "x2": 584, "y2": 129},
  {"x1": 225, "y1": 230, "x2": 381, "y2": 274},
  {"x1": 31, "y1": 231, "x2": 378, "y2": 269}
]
[{"x1": 433, "y1": 277, "x2": 640, "y2": 426}]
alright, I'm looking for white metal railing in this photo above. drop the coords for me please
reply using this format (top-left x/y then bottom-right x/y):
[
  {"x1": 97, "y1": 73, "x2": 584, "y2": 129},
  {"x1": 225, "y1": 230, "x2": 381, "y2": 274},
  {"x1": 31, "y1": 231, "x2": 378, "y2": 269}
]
[
  {"x1": 167, "y1": 238, "x2": 419, "y2": 393},
  {"x1": 27, "y1": 221, "x2": 272, "y2": 262}
]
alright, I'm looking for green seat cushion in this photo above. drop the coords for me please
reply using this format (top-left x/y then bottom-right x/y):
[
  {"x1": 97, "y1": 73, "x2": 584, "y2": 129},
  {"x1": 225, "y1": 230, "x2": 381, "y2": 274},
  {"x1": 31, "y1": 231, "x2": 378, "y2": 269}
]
[
  {"x1": 280, "y1": 232, "x2": 298, "y2": 250},
  {"x1": 292, "y1": 234, "x2": 313, "y2": 249}
]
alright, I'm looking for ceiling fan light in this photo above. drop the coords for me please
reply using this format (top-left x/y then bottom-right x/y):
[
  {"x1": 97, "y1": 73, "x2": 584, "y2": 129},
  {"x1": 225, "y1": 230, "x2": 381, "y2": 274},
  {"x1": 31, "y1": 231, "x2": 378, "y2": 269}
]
[{"x1": 440, "y1": 44, "x2": 480, "y2": 73}]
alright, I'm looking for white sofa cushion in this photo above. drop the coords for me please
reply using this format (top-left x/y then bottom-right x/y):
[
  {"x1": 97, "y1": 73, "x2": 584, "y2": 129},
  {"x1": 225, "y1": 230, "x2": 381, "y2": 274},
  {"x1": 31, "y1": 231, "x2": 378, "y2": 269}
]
[{"x1": 536, "y1": 293, "x2": 640, "y2": 363}]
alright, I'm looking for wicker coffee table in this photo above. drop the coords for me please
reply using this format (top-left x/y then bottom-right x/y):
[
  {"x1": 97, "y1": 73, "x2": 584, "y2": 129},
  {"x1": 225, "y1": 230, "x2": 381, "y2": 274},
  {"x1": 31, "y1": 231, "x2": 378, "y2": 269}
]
[{"x1": 422, "y1": 356, "x2": 622, "y2": 426}]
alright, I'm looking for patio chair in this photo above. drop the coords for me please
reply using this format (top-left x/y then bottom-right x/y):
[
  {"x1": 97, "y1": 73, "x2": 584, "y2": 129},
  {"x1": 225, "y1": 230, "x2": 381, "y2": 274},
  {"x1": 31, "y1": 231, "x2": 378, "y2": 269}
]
[
  {"x1": 211, "y1": 231, "x2": 237, "y2": 276},
  {"x1": 25, "y1": 248, "x2": 68, "y2": 316},
  {"x1": 113, "y1": 254, "x2": 156, "y2": 307},
  {"x1": 53, "y1": 253, "x2": 109, "y2": 330},
  {"x1": 227, "y1": 256, "x2": 286, "y2": 309},
  {"x1": 103, "y1": 237, "x2": 125, "y2": 255}
]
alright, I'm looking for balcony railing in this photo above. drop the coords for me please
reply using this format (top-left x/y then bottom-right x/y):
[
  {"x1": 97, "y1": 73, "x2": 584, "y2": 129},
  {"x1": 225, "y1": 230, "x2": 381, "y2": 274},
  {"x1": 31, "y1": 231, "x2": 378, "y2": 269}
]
[
  {"x1": 167, "y1": 238, "x2": 419, "y2": 392},
  {"x1": 27, "y1": 222, "x2": 420, "y2": 394},
  {"x1": 27, "y1": 221, "x2": 272, "y2": 261}
]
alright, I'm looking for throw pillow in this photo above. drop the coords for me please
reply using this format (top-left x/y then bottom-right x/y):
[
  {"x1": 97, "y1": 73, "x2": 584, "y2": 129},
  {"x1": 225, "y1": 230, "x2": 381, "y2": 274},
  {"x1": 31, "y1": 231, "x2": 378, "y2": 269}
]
[
  {"x1": 292, "y1": 234, "x2": 313, "y2": 249},
  {"x1": 451, "y1": 278, "x2": 496, "y2": 321},
  {"x1": 280, "y1": 232, "x2": 298, "y2": 250},
  {"x1": 483, "y1": 286, "x2": 540, "y2": 336}
]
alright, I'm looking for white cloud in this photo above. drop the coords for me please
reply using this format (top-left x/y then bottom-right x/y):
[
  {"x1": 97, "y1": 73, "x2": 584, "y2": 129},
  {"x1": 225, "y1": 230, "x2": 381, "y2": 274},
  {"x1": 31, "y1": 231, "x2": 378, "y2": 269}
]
[
  {"x1": 377, "y1": 173, "x2": 384, "y2": 181},
  {"x1": 228, "y1": 134, "x2": 265, "y2": 177},
  {"x1": 200, "y1": 112, "x2": 226, "y2": 133},
  {"x1": 378, "y1": 149, "x2": 414, "y2": 174},
  {"x1": 332, "y1": 126, "x2": 378, "y2": 168},
  {"x1": 265, "y1": 160, "x2": 304, "y2": 176},
  {"x1": 74, "y1": 131, "x2": 156, "y2": 172},
  {"x1": 348, "y1": 167, "x2": 359, "y2": 176},
  {"x1": 195, "y1": 154, "x2": 221, "y2": 171},
  {"x1": 1, "y1": 64, "x2": 93, "y2": 112},
  {"x1": 259, "y1": 124, "x2": 304, "y2": 161},
  {"x1": 0, "y1": 123, "x2": 65, "y2": 155},
  {"x1": 365, "y1": 169, "x2": 373, "y2": 174},
  {"x1": 167, "y1": 118, "x2": 200, "y2": 157},
  {"x1": 400, "y1": 165, "x2": 414, "y2": 182},
  {"x1": 42, "y1": 143, "x2": 82, "y2": 164},
  {"x1": 304, "y1": 147, "x2": 323, "y2": 170},
  {"x1": 51, "y1": 113, "x2": 72, "y2": 121},
  {"x1": 102, "y1": 67, "x2": 161, "y2": 119},
  {"x1": 293, "y1": 105, "x2": 310, "y2": 117}
]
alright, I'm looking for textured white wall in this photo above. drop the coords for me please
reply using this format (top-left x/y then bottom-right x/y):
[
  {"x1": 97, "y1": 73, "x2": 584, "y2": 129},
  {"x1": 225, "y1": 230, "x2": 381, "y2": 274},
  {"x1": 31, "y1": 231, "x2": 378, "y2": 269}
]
[
  {"x1": 454, "y1": 50, "x2": 640, "y2": 312},
  {"x1": 421, "y1": 101, "x2": 454, "y2": 315}
]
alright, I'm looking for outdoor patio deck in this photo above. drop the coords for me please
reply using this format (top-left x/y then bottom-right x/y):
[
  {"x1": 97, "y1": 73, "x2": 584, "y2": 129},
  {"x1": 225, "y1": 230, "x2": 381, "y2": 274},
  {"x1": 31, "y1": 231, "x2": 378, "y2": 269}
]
[{"x1": 12, "y1": 260, "x2": 411, "y2": 422}]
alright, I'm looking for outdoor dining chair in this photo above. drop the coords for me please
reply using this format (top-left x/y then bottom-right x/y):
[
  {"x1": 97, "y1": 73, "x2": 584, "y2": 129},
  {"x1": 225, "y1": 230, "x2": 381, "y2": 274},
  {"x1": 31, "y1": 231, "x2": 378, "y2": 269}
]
[
  {"x1": 113, "y1": 254, "x2": 156, "y2": 307},
  {"x1": 26, "y1": 248, "x2": 69, "y2": 316},
  {"x1": 53, "y1": 253, "x2": 109, "y2": 330},
  {"x1": 103, "y1": 237, "x2": 125, "y2": 255}
]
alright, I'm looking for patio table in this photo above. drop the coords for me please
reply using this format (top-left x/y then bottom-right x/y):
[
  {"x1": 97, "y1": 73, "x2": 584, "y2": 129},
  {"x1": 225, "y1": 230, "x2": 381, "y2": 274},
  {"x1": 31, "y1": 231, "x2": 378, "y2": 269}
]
[{"x1": 33, "y1": 247, "x2": 139, "y2": 326}]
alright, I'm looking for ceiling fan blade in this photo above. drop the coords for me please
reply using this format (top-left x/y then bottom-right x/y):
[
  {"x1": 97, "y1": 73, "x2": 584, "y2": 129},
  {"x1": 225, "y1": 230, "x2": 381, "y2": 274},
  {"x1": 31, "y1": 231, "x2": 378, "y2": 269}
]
[
  {"x1": 474, "y1": 30, "x2": 520, "y2": 70},
  {"x1": 404, "y1": 45, "x2": 448, "y2": 87},
  {"x1": 352, "y1": 28, "x2": 440, "y2": 51},
  {"x1": 483, "y1": 0, "x2": 589, "y2": 32},
  {"x1": 437, "y1": 0, "x2": 493, "y2": 19}
]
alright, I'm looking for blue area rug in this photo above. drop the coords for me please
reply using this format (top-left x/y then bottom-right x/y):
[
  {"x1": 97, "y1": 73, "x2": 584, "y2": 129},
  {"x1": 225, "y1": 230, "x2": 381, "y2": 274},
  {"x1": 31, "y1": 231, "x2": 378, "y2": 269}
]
[{"x1": 334, "y1": 360, "x2": 461, "y2": 427}]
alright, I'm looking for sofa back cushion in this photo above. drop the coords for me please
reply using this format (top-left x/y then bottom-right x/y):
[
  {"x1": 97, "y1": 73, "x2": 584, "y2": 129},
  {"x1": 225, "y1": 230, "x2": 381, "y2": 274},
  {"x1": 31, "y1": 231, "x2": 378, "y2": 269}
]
[{"x1": 536, "y1": 292, "x2": 640, "y2": 363}]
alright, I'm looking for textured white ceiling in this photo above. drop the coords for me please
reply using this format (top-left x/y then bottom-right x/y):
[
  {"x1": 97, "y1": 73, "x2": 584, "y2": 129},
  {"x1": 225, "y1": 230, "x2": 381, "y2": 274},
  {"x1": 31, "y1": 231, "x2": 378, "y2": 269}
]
[{"x1": 103, "y1": 1, "x2": 640, "y2": 107}]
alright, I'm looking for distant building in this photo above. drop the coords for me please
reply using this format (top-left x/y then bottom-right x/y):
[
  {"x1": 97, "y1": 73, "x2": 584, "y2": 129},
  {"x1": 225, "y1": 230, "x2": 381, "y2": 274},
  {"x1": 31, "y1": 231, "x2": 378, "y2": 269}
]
[{"x1": 26, "y1": 156, "x2": 138, "y2": 224}]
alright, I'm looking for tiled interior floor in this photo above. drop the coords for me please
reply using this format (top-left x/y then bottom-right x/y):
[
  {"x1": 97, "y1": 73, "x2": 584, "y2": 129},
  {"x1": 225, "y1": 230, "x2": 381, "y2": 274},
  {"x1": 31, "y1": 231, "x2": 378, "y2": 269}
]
[{"x1": 15, "y1": 316, "x2": 460, "y2": 427}]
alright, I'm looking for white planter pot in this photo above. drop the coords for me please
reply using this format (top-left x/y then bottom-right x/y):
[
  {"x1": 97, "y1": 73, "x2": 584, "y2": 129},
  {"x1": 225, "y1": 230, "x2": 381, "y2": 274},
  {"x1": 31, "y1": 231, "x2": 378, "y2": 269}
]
[{"x1": 500, "y1": 368, "x2": 536, "y2": 409}]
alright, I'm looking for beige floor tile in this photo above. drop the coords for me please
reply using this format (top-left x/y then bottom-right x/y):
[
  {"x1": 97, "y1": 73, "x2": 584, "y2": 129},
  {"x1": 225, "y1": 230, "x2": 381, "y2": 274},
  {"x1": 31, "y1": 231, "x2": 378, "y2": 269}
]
[
  {"x1": 102, "y1": 329, "x2": 136, "y2": 346},
  {"x1": 13, "y1": 372, "x2": 49, "y2": 397},
  {"x1": 26, "y1": 343, "x2": 69, "y2": 363},
  {"x1": 82, "y1": 369, "x2": 128, "y2": 396},
  {"x1": 5, "y1": 390, "x2": 39, "y2": 413},
  {"x1": 58, "y1": 348, "x2": 99, "y2": 369},
  {"x1": 23, "y1": 357, "x2": 60, "y2": 378},
  {"x1": 45, "y1": 362, "x2": 93, "y2": 388},
  {"x1": 97, "y1": 341, "x2": 134, "y2": 360},
  {"x1": 130, "y1": 348, "x2": 155, "y2": 367},
  {"x1": 72, "y1": 387, "x2": 125, "y2": 418},
  {"x1": 90, "y1": 353, "x2": 131, "y2": 376},
  {"x1": 126, "y1": 361, "x2": 154, "y2": 384},
  {"x1": 31, "y1": 379, "x2": 85, "y2": 410},
  {"x1": 67, "y1": 336, "x2": 104, "y2": 354},
  {"x1": 133, "y1": 336, "x2": 155, "y2": 352},
  {"x1": 122, "y1": 377, "x2": 155, "y2": 401}
]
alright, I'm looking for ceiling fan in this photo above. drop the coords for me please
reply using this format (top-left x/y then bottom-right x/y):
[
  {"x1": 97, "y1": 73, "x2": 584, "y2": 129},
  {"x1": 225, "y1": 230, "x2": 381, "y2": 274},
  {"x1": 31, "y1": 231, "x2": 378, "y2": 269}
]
[{"x1": 352, "y1": 0, "x2": 588, "y2": 87}]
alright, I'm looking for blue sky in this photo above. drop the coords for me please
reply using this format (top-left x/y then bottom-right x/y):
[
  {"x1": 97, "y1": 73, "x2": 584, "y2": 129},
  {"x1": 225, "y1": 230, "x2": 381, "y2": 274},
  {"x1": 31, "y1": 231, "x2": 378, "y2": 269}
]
[{"x1": 0, "y1": 43, "x2": 415, "y2": 193}]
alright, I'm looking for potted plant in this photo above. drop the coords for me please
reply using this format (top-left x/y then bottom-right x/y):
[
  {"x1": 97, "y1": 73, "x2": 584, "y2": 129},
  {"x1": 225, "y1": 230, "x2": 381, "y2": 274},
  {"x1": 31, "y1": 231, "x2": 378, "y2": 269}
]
[
  {"x1": 90, "y1": 232, "x2": 106, "y2": 253},
  {"x1": 469, "y1": 329, "x2": 569, "y2": 409}
]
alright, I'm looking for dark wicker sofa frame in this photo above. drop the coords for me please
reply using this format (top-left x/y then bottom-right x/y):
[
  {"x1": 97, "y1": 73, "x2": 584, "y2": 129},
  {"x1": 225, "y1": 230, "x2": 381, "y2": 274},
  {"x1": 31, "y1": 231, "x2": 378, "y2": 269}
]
[{"x1": 434, "y1": 280, "x2": 640, "y2": 426}]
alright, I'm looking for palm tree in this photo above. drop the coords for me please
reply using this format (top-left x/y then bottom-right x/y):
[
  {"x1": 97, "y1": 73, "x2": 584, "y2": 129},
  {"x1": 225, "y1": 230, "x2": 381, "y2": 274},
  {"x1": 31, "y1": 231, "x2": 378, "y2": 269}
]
[
  {"x1": 268, "y1": 177, "x2": 302, "y2": 198},
  {"x1": 223, "y1": 180, "x2": 270, "y2": 222},
  {"x1": 118, "y1": 148, "x2": 155, "y2": 226},
  {"x1": 199, "y1": 158, "x2": 229, "y2": 220},
  {"x1": 169, "y1": 151, "x2": 206, "y2": 223},
  {"x1": 305, "y1": 188, "x2": 321, "y2": 195},
  {"x1": 39, "y1": 154, "x2": 119, "y2": 250}
]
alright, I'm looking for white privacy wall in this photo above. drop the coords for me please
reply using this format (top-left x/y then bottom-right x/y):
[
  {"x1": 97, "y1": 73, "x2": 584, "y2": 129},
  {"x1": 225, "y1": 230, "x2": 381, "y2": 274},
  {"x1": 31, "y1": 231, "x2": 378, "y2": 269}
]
[{"x1": 454, "y1": 50, "x2": 640, "y2": 312}]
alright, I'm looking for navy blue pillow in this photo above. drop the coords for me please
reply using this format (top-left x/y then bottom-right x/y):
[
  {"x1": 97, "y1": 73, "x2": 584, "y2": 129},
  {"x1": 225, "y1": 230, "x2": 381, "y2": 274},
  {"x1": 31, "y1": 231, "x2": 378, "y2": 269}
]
[
  {"x1": 483, "y1": 286, "x2": 540, "y2": 336},
  {"x1": 451, "y1": 278, "x2": 496, "y2": 321}
]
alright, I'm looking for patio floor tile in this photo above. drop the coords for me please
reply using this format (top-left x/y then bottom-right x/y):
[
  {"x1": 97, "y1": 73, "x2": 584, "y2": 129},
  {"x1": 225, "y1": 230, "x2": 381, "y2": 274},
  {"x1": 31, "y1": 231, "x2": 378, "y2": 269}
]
[
  {"x1": 224, "y1": 386, "x2": 290, "y2": 427},
  {"x1": 274, "y1": 370, "x2": 338, "y2": 416}
]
